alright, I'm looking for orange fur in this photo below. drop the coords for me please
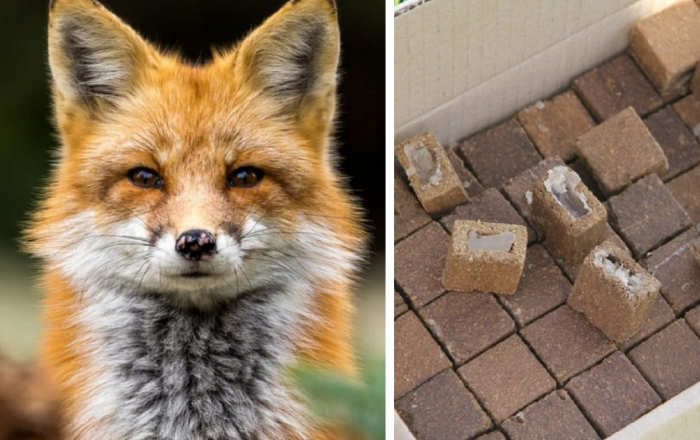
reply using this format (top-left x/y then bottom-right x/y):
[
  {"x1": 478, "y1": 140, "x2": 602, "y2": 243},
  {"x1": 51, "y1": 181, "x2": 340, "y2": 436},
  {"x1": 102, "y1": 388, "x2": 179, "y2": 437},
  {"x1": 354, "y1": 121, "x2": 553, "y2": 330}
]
[{"x1": 27, "y1": 0, "x2": 366, "y2": 438}]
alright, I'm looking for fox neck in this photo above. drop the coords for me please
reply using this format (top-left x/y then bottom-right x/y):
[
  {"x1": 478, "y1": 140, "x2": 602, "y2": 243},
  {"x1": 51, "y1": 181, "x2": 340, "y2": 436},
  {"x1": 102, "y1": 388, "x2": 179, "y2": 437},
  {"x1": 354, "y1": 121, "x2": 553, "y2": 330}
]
[{"x1": 69, "y1": 283, "x2": 312, "y2": 440}]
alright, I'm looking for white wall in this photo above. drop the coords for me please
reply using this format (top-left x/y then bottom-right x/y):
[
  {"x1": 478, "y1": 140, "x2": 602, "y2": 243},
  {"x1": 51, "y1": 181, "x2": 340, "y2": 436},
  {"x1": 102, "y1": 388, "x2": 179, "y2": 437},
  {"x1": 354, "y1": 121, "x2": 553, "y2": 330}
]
[{"x1": 394, "y1": 0, "x2": 684, "y2": 147}]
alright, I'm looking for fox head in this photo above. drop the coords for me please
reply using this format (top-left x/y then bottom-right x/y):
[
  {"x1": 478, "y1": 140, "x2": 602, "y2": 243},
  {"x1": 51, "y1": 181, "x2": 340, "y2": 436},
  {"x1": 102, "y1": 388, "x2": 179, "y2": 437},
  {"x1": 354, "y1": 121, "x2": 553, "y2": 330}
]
[{"x1": 29, "y1": 0, "x2": 364, "y2": 309}]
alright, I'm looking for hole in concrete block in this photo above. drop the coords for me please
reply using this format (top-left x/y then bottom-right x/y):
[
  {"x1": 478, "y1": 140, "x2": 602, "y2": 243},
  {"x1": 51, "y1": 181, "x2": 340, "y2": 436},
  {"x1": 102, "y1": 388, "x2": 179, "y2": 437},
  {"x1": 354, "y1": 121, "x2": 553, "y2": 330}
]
[
  {"x1": 403, "y1": 144, "x2": 443, "y2": 185},
  {"x1": 544, "y1": 166, "x2": 592, "y2": 219},
  {"x1": 593, "y1": 250, "x2": 645, "y2": 291},
  {"x1": 467, "y1": 230, "x2": 515, "y2": 252}
]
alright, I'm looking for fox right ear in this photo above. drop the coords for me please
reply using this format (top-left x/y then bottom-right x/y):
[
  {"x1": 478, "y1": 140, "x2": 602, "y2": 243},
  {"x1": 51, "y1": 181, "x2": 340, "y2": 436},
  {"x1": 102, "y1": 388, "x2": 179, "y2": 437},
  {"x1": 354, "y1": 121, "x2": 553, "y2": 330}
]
[{"x1": 48, "y1": 0, "x2": 157, "y2": 109}]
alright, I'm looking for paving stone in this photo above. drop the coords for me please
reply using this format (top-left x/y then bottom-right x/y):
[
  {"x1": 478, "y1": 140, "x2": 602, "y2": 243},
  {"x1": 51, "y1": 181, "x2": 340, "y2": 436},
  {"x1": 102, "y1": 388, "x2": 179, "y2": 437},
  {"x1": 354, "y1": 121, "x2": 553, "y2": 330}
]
[
  {"x1": 629, "y1": 319, "x2": 700, "y2": 400},
  {"x1": 606, "y1": 174, "x2": 691, "y2": 259},
  {"x1": 501, "y1": 390, "x2": 600, "y2": 440},
  {"x1": 569, "y1": 159, "x2": 606, "y2": 202},
  {"x1": 421, "y1": 291, "x2": 515, "y2": 365},
  {"x1": 395, "y1": 222, "x2": 450, "y2": 308},
  {"x1": 457, "y1": 119, "x2": 542, "y2": 189},
  {"x1": 522, "y1": 305, "x2": 616, "y2": 384},
  {"x1": 498, "y1": 244, "x2": 571, "y2": 327},
  {"x1": 516, "y1": 91, "x2": 595, "y2": 160},
  {"x1": 686, "y1": 305, "x2": 700, "y2": 338},
  {"x1": 395, "y1": 173, "x2": 431, "y2": 243},
  {"x1": 644, "y1": 106, "x2": 700, "y2": 181},
  {"x1": 643, "y1": 228, "x2": 700, "y2": 315},
  {"x1": 395, "y1": 370, "x2": 492, "y2": 440},
  {"x1": 459, "y1": 335, "x2": 556, "y2": 423},
  {"x1": 394, "y1": 312, "x2": 451, "y2": 400},
  {"x1": 667, "y1": 165, "x2": 700, "y2": 223},
  {"x1": 566, "y1": 352, "x2": 661, "y2": 437},
  {"x1": 618, "y1": 295, "x2": 676, "y2": 351},
  {"x1": 672, "y1": 94, "x2": 700, "y2": 138},
  {"x1": 573, "y1": 53, "x2": 662, "y2": 121},
  {"x1": 576, "y1": 107, "x2": 668, "y2": 196},
  {"x1": 447, "y1": 148, "x2": 485, "y2": 199},
  {"x1": 395, "y1": 290, "x2": 408, "y2": 319},
  {"x1": 474, "y1": 432, "x2": 506, "y2": 440}
]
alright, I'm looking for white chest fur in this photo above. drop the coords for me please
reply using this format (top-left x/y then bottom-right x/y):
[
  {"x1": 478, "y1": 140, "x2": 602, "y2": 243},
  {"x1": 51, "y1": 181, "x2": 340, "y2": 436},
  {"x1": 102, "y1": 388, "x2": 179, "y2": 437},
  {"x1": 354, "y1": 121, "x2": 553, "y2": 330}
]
[{"x1": 70, "y1": 286, "x2": 310, "y2": 440}]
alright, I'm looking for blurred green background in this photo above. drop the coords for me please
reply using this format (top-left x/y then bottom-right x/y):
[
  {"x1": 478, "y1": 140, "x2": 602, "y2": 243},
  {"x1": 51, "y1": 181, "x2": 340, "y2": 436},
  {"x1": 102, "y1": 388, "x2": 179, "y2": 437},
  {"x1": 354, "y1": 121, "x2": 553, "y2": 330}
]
[{"x1": 0, "y1": 0, "x2": 385, "y2": 437}]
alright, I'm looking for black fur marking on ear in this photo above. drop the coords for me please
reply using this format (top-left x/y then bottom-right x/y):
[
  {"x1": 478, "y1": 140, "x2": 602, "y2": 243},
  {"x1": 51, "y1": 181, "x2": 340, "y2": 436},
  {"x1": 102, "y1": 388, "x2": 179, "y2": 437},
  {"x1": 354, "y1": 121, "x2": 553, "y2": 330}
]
[
  {"x1": 265, "y1": 20, "x2": 326, "y2": 105},
  {"x1": 292, "y1": 24, "x2": 324, "y2": 96},
  {"x1": 61, "y1": 21, "x2": 120, "y2": 101}
]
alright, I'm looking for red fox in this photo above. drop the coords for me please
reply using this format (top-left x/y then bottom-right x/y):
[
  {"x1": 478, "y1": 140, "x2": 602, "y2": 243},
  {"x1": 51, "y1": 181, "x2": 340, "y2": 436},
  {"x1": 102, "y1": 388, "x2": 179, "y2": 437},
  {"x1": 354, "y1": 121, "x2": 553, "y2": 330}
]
[{"x1": 24, "y1": 0, "x2": 366, "y2": 438}]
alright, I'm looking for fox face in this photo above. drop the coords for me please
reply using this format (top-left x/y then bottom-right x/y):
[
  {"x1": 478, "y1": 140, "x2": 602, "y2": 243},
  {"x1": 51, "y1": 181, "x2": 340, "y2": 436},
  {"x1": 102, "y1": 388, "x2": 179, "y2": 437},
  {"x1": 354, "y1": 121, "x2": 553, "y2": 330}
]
[{"x1": 30, "y1": 0, "x2": 364, "y2": 309}]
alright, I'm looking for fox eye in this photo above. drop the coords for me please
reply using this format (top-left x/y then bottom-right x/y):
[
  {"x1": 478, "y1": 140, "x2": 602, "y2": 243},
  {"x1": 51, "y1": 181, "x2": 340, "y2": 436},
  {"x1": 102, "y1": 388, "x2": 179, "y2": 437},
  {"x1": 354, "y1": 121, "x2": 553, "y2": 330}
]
[
  {"x1": 128, "y1": 167, "x2": 164, "y2": 189},
  {"x1": 228, "y1": 167, "x2": 264, "y2": 188}
]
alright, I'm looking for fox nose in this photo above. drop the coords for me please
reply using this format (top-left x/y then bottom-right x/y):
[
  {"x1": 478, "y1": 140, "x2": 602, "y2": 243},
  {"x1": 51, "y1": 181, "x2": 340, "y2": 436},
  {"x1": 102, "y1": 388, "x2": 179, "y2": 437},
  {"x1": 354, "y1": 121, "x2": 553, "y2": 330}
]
[{"x1": 175, "y1": 230, "x2": 217, "y2": 261}]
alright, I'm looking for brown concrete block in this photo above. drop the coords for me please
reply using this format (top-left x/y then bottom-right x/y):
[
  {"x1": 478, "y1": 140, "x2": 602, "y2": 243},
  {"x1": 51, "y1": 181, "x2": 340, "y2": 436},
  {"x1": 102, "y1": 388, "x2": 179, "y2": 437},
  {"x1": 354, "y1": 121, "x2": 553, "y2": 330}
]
[
  {"x1": 522, "y1": 305, "x2": 616, "y2": 384},
  {"x1": 667, "y1": 165, "x2": 700, "y2": 223},
  {"x1": 458, "y1": 335, "x2": 556, "y2": 423},
  {"x1": 394, "y1": 290, "x2": 408, "y2": 319},
  {"x1": 573, "y1": 54, "x2": 663, "y2": 122},
  {"x1": 502, "y1": 157, "x2": 566, "y2": 230},
  {"x1": 644, "y1": 106, "x2": 700, "y2": 181},
  {"x1": 396, "y1": 132, "x2": 469, "y2": 215},
  {"x1": 568, "y1": 159, "x2": 607, "y2": 202},
  {"x1": 557, "y1": 225, "x2": 632, "y2": 282},
  {"x1": 673, "y1": 94, "x2": 700, "y2": 137},
  {"x1": 565, "y1": 352, "x2": 661, "y2": 437},
  {"x1": 643, "y1": 228, "x2": 700, "y2": 315},
  {"x1": 443, "y1": 220, "x2": 527, "y2": 295},
  {"x1": 630, "y1": 1, "x2": 700, "y2": 101},
  {"x1": 498, "y1": 244, "x2": 571, "y2": 328},
  {"x1": 603, "y1": 224, "x2": 633, "y2": 257},
  {"x1": 395, "y1": 222, "x2": 450, "y2": 308},
  {"x1": 501, "y1": 391, "x2": 600, "y2": 440},
  {"x1": 516, "y1": 91, "x2": 595, "y2": 160},
  {"x1": 568, "y1": 242, "x2": 661, "y2": 343},
  {"x1": 686, "y1": 305, "x2": 700, "y2": 338},
  {"x1": 446, "y1": 148, "x2": 485, "y2": 199},
  {"x1": 629, "y1": 319, "x2": 700, "y2": 400},
  {"x1": 576, "y1": 107, "x2": 668, "y2": 196},
  {"x1": 457, "y1": 119, "x2": 542, "y2": 188},
  {"x1": 692, "y1": 238, "x2": 700, "y2": 267},
  {"x1": 394, "y1": 312, "x2": 451, "y2": 400},
  {"x1": 441, "y1": 188, "x2": 536, "y2": 243},
  {"x1": 420, "y1": 291, "x2": 515, "y2": 365},
  {"x1": 531, "y1": 166, "x2": 607, "y2": 269},
  {"x1": 618, "y1": 295, "x2": 675, "y2": 352},
  {"x1": 475, "y1": 433, "x2": 506, "y2": 440},
  {"x1": 607, "y1": 174, "x2": 691, "y2": 259},
  {"x1": 692, "y1": 61, "x2": 700, "y2": 95},
  {"x1": 395, "y1": 173, "x2": 431, "y2": 243},
  {"x1": 395, "y1": 370, "x2": 492, "y2": 440}
]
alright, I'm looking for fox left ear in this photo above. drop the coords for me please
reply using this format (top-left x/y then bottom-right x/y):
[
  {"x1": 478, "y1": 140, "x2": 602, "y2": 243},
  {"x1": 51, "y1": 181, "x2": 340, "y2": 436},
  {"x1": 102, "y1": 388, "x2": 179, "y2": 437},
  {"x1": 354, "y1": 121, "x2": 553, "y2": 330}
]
[
  {"x1": 48, "y1": 0, "x2": 158, "y2": 112},
  {"x1": 230, "y1": 0, "x2": 340, "y2": 149}
]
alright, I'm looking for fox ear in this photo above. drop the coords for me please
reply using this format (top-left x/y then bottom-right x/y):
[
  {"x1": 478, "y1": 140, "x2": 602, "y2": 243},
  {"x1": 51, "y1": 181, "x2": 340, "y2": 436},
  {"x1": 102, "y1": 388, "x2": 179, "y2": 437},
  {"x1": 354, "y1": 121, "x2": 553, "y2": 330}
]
[
  {"x1": 48, "y1": 0, "x2": 157, "y2": 108},
  {"x1": 231, "y1": 0, "x2": 340, "y2": 144}
]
